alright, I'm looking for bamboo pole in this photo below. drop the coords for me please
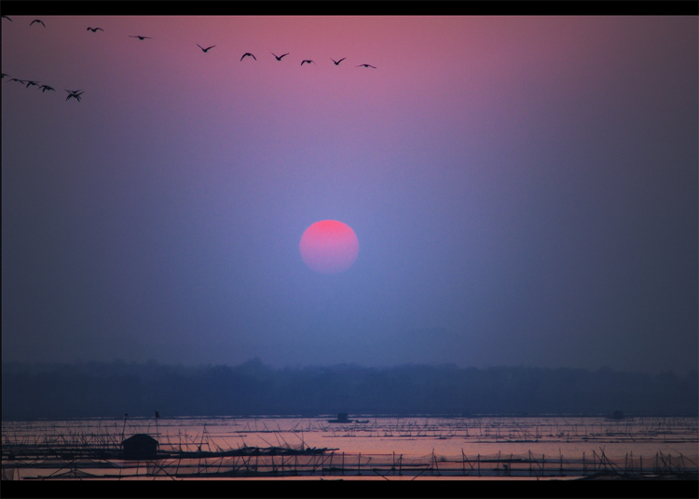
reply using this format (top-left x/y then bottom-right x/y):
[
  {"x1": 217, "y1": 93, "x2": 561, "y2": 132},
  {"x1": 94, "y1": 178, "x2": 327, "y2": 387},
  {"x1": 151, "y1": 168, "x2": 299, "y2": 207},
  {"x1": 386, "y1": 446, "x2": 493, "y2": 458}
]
[
  {"x1": 559, "y1": 450, "x2": 563, "y2": 476},
  {"x1": 630, "y1": 451, "x2": 633, "y2": 473},
  {"x1": 592, "y1": 450, "x2": 596, "y2": 472}
]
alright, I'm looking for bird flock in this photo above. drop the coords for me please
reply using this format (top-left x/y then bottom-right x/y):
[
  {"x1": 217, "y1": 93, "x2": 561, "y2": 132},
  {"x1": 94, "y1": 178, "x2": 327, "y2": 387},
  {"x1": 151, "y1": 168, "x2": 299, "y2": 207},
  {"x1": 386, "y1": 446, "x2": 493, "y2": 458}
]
[{"x1": 1, "y1": 16, "x2": 378, "y2": 104}]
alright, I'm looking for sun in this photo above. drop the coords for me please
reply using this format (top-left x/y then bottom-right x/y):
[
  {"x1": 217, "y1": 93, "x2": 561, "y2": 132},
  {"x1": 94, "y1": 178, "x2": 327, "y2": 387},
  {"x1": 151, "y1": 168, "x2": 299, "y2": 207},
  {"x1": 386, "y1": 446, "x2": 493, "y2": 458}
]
[{"x1": 299, "y1": 220, "x2": 359, "y2": 274}]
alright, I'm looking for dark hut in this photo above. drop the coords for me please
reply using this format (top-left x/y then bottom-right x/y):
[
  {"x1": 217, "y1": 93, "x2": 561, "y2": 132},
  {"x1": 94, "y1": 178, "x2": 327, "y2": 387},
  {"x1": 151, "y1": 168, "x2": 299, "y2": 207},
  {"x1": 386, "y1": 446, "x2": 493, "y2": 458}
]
[
  {"x1": 123, "y1": 434, "x2": 158, "y2": 459},
  {"x1": 327, "y1": 412, "x2": 352, "y2": 423}
]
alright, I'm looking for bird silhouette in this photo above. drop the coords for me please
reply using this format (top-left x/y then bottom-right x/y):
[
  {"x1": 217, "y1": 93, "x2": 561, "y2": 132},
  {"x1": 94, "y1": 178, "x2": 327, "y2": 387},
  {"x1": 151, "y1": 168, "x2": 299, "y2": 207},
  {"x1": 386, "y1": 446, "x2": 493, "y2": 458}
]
[
  {"x1": 30, "y1": 19, "x2": 45, "y2": 27},
  {"x1": 39, "y1": 84, "x2": 55, "y2": 92},
  {"x1": 87, "y1": 27, "x2": 104, "y2": 32},
  {"x1": 8, "y1": 78, "x2": 26, "y2": 84},
  {"x1": 197, "y1": 44, "x2": 215, "y2": 53},
  {"x1": 356, "y1": 63, "x2": 376, "y2": 69},
  {"x1": 240, "y1": 52, "x2": 256, "y2": 61},
  {"x1": 300, "y1": 59, "x2": 316, "y2": 66},
  {"x1": 129, "y1": 35, "x2": 152, "y2": 40},
  {"x1": 1, "y1": 15, "x2": 12, "y2": 21},
  {"x1": 65, "y1": 89, "x2": 84, "y2": 102},
  {"x1": 1, "y1": 73, "x2": 9, "y2": 79},
  {"x1": 25, "y1": 80, "x2": 40, "y2": 88},
  {"x1": 331, "y1": 57, "x2": 346, "y2": 66},
  {"x1": 272, "y1": 52, "x2": 289, "y2": 61}
]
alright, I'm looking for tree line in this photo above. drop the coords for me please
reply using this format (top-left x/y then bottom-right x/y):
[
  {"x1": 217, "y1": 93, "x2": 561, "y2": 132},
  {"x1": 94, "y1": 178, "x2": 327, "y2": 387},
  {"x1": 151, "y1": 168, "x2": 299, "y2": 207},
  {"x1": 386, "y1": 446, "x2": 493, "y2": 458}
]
[{"x1": 2, "y1": 359, "x2": 696, "y2": 420}]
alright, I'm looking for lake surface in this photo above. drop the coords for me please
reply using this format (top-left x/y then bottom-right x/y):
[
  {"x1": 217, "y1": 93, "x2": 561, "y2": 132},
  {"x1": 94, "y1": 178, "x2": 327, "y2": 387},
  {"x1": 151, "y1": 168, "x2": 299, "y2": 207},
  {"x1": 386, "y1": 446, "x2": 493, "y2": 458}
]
[{"x1": 2, "y1": 415, "x2": 697, "y2": 480}]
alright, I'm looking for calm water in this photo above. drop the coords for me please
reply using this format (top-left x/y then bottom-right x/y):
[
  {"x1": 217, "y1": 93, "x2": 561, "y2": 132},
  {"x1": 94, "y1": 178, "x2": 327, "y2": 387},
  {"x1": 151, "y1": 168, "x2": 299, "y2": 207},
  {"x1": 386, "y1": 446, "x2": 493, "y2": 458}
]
[{"x1": 2, "y1": 415, "x2": 697, "y2": 479}]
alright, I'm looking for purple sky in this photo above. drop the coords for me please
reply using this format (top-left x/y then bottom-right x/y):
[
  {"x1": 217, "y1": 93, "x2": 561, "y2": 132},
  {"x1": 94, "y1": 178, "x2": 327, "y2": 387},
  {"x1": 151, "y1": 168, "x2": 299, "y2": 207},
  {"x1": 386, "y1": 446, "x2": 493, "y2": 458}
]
[{"x1": 2, "y1": 15, "x2": 697, "y2": 373}]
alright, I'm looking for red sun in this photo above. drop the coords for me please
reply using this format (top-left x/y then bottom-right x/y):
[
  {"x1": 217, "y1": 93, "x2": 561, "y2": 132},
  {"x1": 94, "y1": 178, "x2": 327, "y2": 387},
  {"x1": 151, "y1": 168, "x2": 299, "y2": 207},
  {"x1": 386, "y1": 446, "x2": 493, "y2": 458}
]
[{"x1": 299, "y1": 220, "x2": 359, "y2": 274}]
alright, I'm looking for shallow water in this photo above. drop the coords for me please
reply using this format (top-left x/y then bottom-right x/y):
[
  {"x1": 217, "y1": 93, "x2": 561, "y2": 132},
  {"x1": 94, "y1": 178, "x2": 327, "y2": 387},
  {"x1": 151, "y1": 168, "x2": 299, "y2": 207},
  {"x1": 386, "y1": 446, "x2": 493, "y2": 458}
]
[{"x1": 2, "y1": 415, "x2": 697, "y2": 479}]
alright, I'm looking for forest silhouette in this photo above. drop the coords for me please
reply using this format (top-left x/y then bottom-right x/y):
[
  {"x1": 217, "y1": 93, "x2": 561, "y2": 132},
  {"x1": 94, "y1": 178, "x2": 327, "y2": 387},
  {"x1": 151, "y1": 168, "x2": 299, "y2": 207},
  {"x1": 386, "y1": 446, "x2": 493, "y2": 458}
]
[{"x1": 2, "y1": 359, "x2": 696, "y2": 420}]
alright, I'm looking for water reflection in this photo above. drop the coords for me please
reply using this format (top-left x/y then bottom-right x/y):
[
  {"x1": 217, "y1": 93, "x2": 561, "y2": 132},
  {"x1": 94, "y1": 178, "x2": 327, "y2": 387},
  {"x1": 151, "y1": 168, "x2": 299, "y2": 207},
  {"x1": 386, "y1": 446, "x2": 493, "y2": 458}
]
[{"x1": 2, "y1": 416, "x2": 697, "y2": 479}]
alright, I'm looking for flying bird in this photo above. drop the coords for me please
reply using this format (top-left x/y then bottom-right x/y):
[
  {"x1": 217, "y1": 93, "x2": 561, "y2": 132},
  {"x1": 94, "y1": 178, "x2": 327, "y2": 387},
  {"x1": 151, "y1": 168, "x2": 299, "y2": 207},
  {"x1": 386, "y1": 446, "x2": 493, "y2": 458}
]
[
  {"x1": 8, "y1": 78, "x2": 26, "y2": 84},
  {"x1": 300, "y1": 59, "x2": 316, "y2": 66},
  {"x1": 271, "y1": 52, "x2": 289, "y2": 61},
  {"x1": 65, "y1": 89, "x2": 84, "y2": 102},
  {"x1": 356, "y1": 64, "x2": 376, "y2": 69},
  {"x1": 30, "y1": 19, "x2": 45, "y2": 27},
  {"x1": 240, "y1": 52, "x2": 256, "y2": 61},
  {"x1": 1, "y1": 15, "x2": 12, "y2": 21},
  {"x1": 331, "y1": 57, "x2": 346, "y2": 66},
  {"x1": 25, "y1": 80, "x2": 40, "y2": 88},
  {"x1": 87, "y1": 27, "x2": 104, "y2": 32},
  {"x1": 39, "y1": 84, "x2": 55, "y2": 92},
  {"x1": 129, "y1": 35, "x2": 152, "y2": 40},
  {"x1": 197, "y1": 43, "x2": 215, "y2": 53},
  {"x1": 1, "y1": 73, "x2": 9, "y2": 79}
]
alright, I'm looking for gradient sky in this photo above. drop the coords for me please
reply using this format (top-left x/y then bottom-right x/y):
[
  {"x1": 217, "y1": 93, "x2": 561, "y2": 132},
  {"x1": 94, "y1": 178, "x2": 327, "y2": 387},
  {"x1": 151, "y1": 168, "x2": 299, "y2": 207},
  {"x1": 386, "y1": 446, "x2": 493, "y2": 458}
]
[{"x1": 2, "y1": 15, "x2": 697, "y2": 373}]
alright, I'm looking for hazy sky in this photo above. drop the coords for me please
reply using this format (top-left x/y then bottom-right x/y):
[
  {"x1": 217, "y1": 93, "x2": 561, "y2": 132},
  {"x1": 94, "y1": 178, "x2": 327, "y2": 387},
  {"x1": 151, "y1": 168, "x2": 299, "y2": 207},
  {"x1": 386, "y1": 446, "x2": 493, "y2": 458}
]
[{"x1": 2, "y1": 15, "x2": 697, "y2": 373}]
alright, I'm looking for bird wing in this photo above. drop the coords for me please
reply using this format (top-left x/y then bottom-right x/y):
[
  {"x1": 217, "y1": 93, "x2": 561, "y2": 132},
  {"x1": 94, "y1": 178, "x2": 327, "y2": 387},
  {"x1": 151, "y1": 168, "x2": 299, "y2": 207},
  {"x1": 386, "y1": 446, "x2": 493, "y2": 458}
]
[{"x1": 338, "y1": 57, "x2": 346, "y2": 63}]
